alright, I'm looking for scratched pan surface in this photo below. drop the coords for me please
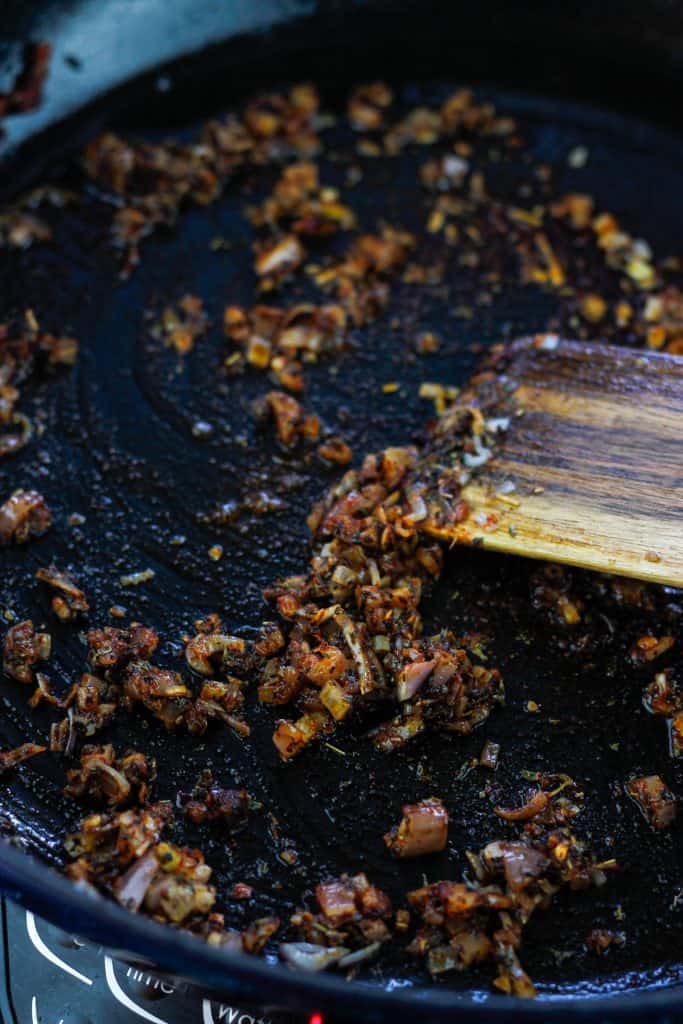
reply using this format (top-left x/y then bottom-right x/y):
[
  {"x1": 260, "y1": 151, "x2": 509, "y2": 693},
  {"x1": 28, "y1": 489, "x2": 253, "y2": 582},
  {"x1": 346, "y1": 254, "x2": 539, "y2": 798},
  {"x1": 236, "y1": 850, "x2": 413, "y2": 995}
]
[{"x1": 0, "y1": 73, "x2": 683, "y2": 1008}]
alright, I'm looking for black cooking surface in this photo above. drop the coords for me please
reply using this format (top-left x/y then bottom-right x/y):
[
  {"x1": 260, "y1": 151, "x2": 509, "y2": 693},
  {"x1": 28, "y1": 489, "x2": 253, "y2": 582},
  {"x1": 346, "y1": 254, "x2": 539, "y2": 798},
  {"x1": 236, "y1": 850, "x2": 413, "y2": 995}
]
[{"x1": 0, "y1": 81, "x2": 682, "y2": 1002}]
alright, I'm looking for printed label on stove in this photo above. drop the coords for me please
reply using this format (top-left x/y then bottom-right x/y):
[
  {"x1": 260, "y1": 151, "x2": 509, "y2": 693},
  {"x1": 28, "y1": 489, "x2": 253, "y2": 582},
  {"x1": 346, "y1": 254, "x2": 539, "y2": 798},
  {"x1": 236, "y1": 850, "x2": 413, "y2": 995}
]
[
  {"x1": 125, "y1": 966, "x2": 177, "y2": 996},
  {"x1": 202, "y1": 999, "x2": 272, "y2": 1024},
  {"x1": 4, "y1": 900, "x2": 293, "y2": 1024}
]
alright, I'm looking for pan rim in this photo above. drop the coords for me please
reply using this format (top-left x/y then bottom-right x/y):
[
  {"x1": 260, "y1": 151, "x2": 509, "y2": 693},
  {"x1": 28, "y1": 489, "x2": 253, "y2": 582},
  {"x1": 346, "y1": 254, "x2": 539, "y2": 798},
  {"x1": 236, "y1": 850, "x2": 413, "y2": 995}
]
[{"x1": 0, "y1": 838, "x2": 681, "y2": 1018}]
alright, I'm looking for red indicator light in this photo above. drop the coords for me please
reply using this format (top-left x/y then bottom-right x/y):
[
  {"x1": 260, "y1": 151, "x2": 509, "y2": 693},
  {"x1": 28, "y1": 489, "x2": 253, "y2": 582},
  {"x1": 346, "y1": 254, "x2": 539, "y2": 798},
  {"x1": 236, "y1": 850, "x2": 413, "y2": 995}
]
[{"x1": 309, "y1": 1014, "x2": 323, "y2": 1024}]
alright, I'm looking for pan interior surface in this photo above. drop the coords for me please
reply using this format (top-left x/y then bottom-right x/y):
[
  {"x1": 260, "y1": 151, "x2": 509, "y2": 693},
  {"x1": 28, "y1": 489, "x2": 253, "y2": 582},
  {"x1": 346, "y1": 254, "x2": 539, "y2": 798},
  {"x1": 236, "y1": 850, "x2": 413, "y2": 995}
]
[{"x1": 0, "y1": 74, "x2": 682, "y2": 1006}]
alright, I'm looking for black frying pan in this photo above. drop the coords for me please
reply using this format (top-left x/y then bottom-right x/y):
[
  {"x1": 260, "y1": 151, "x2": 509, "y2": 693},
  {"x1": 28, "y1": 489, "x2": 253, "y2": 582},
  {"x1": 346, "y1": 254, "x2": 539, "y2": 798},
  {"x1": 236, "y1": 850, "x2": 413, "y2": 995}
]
[{"x1": 1, "y1": 2, "x2": 683, "y2": 1020}]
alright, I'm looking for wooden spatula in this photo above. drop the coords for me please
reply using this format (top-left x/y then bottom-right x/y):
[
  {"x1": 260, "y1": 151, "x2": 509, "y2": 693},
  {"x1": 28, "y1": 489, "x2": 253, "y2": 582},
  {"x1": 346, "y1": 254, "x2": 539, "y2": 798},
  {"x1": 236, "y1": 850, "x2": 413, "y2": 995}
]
[{"x1": 420, "y1": 335, "x2": 683, "y2": 587}]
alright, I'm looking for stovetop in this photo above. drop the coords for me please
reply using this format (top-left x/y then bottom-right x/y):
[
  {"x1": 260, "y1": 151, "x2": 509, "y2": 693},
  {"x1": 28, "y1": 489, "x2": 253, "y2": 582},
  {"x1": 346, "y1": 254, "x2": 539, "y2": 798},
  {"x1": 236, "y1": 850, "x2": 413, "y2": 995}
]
[{"x1": 0, "y1": 899, "x2": 317, "y2": 1024}]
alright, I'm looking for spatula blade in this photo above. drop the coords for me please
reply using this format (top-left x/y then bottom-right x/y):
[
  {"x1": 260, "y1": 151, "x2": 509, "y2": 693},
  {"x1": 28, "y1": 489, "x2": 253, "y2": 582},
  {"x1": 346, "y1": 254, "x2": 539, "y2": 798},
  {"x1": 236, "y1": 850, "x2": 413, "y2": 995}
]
[{"x1": 423, "y1": 336, "x2": 683, "y2": 587}]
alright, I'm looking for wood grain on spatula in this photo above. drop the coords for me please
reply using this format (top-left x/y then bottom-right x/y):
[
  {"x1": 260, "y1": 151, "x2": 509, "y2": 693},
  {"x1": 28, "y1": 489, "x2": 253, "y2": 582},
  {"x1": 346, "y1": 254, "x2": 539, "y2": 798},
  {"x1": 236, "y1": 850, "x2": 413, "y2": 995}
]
[{"x1": 423, "y1": 336, "x2": 683, "y2": 586}]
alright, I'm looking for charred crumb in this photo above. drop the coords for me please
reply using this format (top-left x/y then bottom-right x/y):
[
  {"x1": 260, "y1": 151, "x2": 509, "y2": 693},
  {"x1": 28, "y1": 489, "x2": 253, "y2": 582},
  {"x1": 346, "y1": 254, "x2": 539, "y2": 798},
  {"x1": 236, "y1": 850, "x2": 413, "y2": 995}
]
[
  {"x1": 585, "y1": 928, "x2": 626, "y2": 955},
  {"x1": 177, "y1": 770, "x2": 250, "y2": 830}
]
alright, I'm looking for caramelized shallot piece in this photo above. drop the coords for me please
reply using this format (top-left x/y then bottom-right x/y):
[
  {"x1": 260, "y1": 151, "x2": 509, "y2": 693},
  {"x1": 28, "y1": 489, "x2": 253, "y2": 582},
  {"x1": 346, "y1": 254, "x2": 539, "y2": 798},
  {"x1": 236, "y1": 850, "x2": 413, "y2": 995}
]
[
  {"x1": 291, "y1": 872, "x2": 392, "y2": 960},
  {"x1": 495, "y1": 789, "x2": 550, "y2": 822},
  {"x1": 630, "y1": 634, "x2": 674, "y2": 663},
  {"x1": 250, "y1": 162, "x2": 355, "y2": 237},
  {"x1": 143, "y1": 844, "x2": 215, "y2": 924},
  {"x1": 36, "y1": 565, "x2": 89, "y2": 620},
  {"x1": 87, "y1": 625, "x2": 158, "y2": 671},
  {"x1": 254, "y1": 234, "x2": 305, "y2": 288},
  {"x1": 407, "y1": 822, "x2": 613, "y2": 994},
  {"x1": 2, "y1": 620, "x2": 51, "y2": 683},
  {"x1": 348, "y1": 82, "x2": 393, "y2": 131},
  {"x1": 396, "y1": 659, "x2": 435, "y2": 702},
  {"x1": 121, "y1": 662, "x2": 191, "y2": 730},
  {"x1": 185, "y1": 630, "x2": 246, "y2": 676},
  {"x1": 384, "y1": 797, "x2": 448, "y2": 857},
  {"x1": 254, "y1": 622, "x2": 285, "y2": 658},
  {"x1": 317, "y1": 436, "x2": 353, "y2": 465},
  {"x1": 180, "y1": 775, "x2": 249, "y2": 829},
  {"x1": 627, "y1": 774, "x2": 677, "y2": 830},
  {"x1": 53, "y1": 672, "x2": 120, "y2": 749},
  {"x1": 0, "y1": 489, "x2": 51, "y2": 545},
  {"x1": 642, "y1": 670, "x2": 683, "y2": 757},
  {"x1": 242, "y1": 916, "x2": 281, "y2": 954},
  {"x1": 185, "y1": 679, "x2": 250, "y2": 738},
  {"x1": 154, "y1": 293, "x2": 208, "y2": 355},
  {"x1": 224, "y1": 302, "x2": 348, "y2": 390},
  {"x1": 273, "y1": 712, "x2": 329, "y2": 760},
  {"x1": 480, "y1": 840, "x2": 549, "y2": 894},
  {"x1": 644, "y1": 669, "x2": 681, "y2": 716},
  {"x1": 480, "y1": 739, "x2": 501, "y2": 770},
  {"x1": 585, "y1": 928, "x2": 625, "y2": 955},
  {"x1": 0, "y1": 742, "x2": 46, "y2": 773},
  {"x1": 64, "y1": 745, "x2": 156, "y2": 807},
  {"x1": 28, "y1": 671, "x2": 58, "y2": 708},
  {"x1": 257, "y1": 391, "x2": 320, "y2": 448}
]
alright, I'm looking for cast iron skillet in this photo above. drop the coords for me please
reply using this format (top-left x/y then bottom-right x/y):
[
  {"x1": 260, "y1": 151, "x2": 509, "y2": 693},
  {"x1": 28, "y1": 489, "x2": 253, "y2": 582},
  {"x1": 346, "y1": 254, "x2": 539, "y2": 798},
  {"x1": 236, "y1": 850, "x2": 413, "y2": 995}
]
[{"x1": 1, "y1": 2, "x2": 683, "y2": 1020}]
